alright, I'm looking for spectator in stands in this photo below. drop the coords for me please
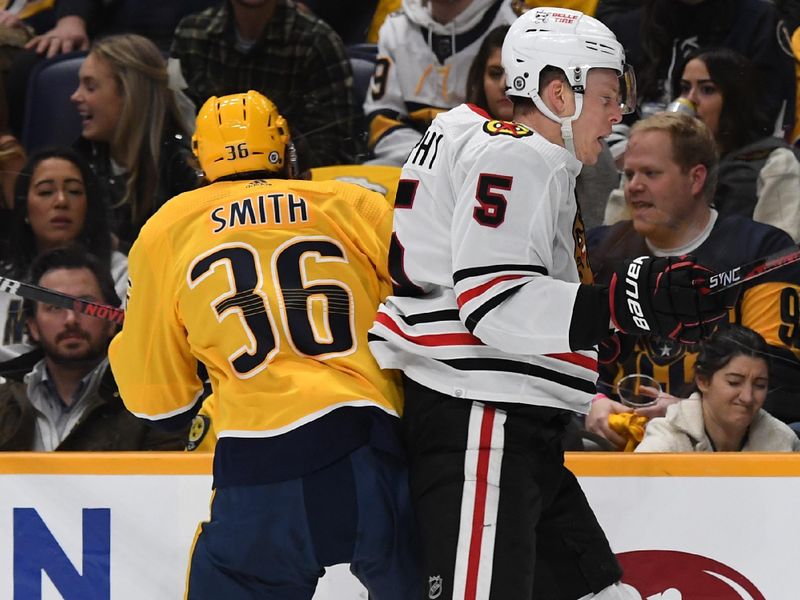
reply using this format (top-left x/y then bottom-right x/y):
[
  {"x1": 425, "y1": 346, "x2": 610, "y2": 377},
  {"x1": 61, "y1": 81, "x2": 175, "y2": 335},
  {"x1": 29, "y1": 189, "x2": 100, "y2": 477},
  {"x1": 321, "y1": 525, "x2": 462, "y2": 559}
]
[
  {"x1": 673, "y1": 47, "x2": 800, "y2": 240},
  {"x1": 596, "y1": 0, "x2": 795, "y2": 136},
  {"x1": 635, "y1": 325, "x2": 800, "y2": 452},
  {"x1": 3, "y1": 1, "x2": 216, "y2": 138},
  {"x1": 0, "y1": 147, "x2": 127, "y2": 356},
  {"x1": 0, "y1": 246, "x2": 185, "y2": 451},
  {"x1": 2, "y1": 1, "x2": 90, "y2": 137},
  {"x1": 465, "y1": 24, "x2": 512, "y2": 120},
  {"x1": 604, "y1": 47, "x2": 800, "y2": 237},
  {"x1": 22, "y1": 1, "x2": 89, "y2": 59},
  {"x1": 586, "y1": 112, "x2": 800, "y2": 448},
  {"x1": 0, "y1": 2, "x2": 56, "y2": 131},
  {"x1": 71, "y1": 33, "x2": 200, "y2": 247},
  {"x1": 364, "y1": 0, "x2": 515, "y2": 165},
  {"x1": 170, "y1": 0, "x2": 362, "y2": 167}
]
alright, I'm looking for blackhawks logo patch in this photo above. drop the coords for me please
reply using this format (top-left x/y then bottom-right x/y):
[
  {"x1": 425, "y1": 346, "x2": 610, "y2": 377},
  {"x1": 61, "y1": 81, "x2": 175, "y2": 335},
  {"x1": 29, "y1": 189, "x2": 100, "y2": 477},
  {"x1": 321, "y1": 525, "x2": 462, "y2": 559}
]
[{"x1": 482, "y1": 120, "x2": 533, "y2": 138}]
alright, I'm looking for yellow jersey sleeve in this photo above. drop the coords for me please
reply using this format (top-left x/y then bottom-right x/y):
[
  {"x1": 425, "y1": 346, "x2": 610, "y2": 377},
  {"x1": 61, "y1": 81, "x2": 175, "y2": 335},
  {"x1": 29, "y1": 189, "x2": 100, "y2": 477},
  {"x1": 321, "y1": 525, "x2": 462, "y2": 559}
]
[{"x1": 109, "y1": 202, "x2": 209, "y2": 428}]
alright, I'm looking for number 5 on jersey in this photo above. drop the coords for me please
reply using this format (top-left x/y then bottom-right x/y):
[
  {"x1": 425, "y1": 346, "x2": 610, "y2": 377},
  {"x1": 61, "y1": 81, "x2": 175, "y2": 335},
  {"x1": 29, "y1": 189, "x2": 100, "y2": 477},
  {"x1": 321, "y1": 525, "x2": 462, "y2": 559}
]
[{"x1": 188, "y1": 238, "x2": 355, "y2": 378}]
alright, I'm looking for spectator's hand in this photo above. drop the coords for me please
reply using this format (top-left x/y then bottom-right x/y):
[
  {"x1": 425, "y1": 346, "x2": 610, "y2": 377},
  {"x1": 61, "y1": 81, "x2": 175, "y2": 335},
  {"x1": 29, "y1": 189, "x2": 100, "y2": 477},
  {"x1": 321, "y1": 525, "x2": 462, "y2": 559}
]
[
  {"x1": 633, "y1": 386, "x2": 681, "y2": 420},
  {"x1": 0, "y1": 10, "x2": 24, "y2": 29},
  {"x1": 25, "y1": 15, "x2": 88, "y2": 58},
  {"x1": 586, "y1": 394, "x2": 630, "y2": 449}
]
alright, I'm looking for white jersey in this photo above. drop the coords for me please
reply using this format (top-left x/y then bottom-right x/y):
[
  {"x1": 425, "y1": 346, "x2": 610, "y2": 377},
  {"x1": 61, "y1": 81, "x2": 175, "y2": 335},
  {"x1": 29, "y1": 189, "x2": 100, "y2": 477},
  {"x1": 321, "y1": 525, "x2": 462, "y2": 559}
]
[
  {"x1": 368, "y1": 104, "x2": 598, "y2": 412},
  {"x1": 364, "y1": 0, "x2": 515, "y2": 166}
]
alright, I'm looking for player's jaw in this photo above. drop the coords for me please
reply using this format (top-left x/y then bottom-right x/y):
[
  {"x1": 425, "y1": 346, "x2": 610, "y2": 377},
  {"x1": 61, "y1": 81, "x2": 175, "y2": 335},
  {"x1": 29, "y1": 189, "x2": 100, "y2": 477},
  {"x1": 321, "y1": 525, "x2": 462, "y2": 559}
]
[{"x1": 573, "y1": 127, "x2": 608, "y2": 165}]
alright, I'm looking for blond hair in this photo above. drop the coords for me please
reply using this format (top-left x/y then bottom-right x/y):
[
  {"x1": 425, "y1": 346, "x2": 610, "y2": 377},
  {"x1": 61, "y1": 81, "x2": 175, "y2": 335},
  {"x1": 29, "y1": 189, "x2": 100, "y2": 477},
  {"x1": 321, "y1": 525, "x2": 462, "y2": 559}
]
[
  {"x1": 630, "y1": 112, "x2": 719, "y2": 202},
  {"x1": 89, "y1": 34, "x2": 190, "y2": 226}
]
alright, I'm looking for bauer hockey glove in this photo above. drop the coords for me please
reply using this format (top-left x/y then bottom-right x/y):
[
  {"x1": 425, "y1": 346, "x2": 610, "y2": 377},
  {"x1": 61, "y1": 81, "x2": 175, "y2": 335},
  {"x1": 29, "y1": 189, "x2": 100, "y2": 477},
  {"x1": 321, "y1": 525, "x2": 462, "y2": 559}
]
[{"x1": 608, "y1": 255, "x2": 730, "y2": 344}]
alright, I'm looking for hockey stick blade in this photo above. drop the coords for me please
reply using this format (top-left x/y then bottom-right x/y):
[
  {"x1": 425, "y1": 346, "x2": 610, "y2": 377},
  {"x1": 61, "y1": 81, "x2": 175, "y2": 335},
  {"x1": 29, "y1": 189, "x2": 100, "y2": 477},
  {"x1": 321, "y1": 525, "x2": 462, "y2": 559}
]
[
  {"x1": 695, "y1": 244, "x2": 800, "y2": 295},
  {"x1": 0, "y1": 274, "x2": 125, "y2": 324}
]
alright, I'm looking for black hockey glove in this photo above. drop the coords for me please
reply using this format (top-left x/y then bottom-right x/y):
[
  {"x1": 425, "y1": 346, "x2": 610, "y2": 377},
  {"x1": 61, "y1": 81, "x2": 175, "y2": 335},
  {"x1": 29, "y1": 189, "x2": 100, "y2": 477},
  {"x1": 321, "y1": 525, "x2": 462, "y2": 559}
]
[
  {"x1": 597, "y1": 330, "x2": 637, "y2": 365},
  {"x1": 608, "y1": 255, "x2": 730, "y2": 344}
]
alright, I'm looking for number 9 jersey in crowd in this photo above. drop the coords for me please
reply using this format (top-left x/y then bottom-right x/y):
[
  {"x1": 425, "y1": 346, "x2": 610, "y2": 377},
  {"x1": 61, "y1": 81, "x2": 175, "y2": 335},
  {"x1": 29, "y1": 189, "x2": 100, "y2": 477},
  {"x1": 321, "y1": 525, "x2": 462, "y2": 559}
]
[
  {"x1": 368, "y1": 103, "x2": 600, "y2": 412},
  {"x1": 109, "y1": 178, "x2": 402, "y2": 486}
]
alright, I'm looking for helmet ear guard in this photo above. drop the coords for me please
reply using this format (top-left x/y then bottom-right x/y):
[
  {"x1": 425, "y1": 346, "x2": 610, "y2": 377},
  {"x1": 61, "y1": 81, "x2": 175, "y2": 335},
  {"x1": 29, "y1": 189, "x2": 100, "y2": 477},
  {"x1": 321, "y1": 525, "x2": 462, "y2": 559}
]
[{"x1": 193, "y1": 90, "x2": 292, "y2": 182}]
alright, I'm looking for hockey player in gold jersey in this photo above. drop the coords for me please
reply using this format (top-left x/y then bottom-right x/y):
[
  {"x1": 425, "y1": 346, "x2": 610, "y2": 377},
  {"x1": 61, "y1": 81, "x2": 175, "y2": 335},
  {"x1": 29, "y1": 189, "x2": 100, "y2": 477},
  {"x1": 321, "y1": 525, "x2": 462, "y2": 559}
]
[{"x1": 108, "y1": 91, "x2": 420, "y2": 599}]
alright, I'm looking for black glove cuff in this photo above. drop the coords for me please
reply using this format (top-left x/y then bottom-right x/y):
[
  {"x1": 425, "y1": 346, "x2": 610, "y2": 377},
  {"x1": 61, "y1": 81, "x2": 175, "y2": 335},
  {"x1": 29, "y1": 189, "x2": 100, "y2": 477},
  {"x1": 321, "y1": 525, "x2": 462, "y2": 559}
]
[{"x1": 569, "y1": 284, "x2": 612, "y2": 350}]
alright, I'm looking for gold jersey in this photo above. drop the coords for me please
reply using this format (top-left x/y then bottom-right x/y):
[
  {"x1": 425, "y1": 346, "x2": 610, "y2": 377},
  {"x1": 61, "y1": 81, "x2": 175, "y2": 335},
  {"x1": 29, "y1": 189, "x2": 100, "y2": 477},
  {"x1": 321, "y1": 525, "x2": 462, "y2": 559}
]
[{"x1": 109, "y1": 178, "x2": 400, "y2": 445}]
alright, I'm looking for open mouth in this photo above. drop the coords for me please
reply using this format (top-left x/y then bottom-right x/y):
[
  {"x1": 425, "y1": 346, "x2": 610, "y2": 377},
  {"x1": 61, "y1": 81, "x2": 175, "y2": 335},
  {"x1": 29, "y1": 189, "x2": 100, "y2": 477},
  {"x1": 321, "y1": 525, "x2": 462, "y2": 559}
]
[
  {"x1": 77, "y1": 110, "x2": 93, "y2": 127},
  {"x1": 629, "y1": 199, "x2": 653, "y2": 209}
]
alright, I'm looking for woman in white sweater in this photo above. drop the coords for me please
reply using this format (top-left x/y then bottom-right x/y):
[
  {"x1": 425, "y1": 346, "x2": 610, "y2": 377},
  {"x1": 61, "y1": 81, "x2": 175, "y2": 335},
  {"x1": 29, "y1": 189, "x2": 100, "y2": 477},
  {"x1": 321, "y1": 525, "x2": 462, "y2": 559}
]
[{"x1": 636, "y1": 325, "x2": 800, "y2": 452}]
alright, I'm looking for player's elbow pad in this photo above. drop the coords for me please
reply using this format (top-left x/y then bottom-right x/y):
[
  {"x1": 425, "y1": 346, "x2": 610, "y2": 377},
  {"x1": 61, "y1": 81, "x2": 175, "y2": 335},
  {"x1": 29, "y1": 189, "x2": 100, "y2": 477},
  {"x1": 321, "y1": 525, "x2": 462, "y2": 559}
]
[{"x1": 569, "y1": 284, "x2": 612, "y2": 350}]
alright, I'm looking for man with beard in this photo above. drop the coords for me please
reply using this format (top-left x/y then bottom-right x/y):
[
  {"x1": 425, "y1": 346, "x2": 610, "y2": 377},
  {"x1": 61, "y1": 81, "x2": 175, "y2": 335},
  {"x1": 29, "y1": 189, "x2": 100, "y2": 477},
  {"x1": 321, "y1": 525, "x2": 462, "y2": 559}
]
[{"x1": 0, "y1": 246, "x2": 185, "y2": 451}]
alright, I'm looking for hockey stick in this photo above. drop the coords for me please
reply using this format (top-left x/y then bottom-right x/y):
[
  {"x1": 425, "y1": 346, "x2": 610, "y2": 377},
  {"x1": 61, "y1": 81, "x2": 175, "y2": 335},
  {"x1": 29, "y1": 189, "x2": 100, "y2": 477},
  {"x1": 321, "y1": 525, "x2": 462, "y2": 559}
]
[
  {"x1": 0, "y1": 275, "x2": 125, "y2": 324},
  {"x1": 696, "y1": 244, "x2": 800, "y2": 295}
]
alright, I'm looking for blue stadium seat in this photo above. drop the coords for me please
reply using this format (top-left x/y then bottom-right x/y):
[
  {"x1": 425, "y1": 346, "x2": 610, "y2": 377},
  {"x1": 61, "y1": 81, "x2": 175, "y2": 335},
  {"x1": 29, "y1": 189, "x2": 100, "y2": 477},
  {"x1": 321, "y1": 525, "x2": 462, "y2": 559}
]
[
  {"x1": 350, "y1": 56, "x2": 376, "y2": 108},
  {"x1": 21, "y1": 52, "x2": 86, "y2": 154},
  {"x1": 346, "y1": 43, "x2": 379, "y2": 61}
]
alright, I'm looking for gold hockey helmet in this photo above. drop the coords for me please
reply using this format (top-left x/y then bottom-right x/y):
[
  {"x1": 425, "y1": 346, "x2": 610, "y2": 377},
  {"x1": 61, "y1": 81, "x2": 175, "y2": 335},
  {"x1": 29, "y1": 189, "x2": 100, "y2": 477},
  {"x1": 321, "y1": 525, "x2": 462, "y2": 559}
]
[{"x1": 192, "y1": 90, "x2": 290, "y2": 182}]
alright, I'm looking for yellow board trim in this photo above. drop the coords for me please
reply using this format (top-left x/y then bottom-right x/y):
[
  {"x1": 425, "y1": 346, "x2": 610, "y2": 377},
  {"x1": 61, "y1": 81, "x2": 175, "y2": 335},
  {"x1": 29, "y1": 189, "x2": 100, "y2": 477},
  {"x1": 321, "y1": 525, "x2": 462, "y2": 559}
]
[
  {"x1": 568, "y1": 453, "x2": 800, "y2": 477},
  {"x1": 0, "y1": 452, "x2": 213, "y2": 475},
  {"x1": 0, "y1": 452, "x2": 798, "y2": 477}
]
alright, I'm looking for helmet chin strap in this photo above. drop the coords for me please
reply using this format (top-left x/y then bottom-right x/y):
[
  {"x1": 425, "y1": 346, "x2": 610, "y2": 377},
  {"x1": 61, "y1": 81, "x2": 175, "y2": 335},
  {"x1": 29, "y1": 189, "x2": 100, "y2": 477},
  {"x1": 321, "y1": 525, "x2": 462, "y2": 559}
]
[{"x1": 531, "y1": 90, "x2": 584, "y2": 158}]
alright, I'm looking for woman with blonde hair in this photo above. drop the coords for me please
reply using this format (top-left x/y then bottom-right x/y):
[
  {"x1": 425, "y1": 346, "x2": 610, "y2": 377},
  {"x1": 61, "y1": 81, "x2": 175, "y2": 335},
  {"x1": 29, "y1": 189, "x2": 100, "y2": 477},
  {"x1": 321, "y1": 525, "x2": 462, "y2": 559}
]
[{"x1": 71, "y1": 33, "x2": 200, "y2": 246}]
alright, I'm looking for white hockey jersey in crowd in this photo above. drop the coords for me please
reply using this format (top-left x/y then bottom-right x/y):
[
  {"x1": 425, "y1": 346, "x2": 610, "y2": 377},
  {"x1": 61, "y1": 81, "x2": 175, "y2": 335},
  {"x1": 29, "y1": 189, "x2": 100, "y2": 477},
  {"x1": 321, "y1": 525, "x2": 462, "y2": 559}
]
[
  {"x1": 368, "y1": 104, "x2": 599, "y2": 413},
  {"x1": 364, "y1": 0, "x2": 515, "y2": 166}
]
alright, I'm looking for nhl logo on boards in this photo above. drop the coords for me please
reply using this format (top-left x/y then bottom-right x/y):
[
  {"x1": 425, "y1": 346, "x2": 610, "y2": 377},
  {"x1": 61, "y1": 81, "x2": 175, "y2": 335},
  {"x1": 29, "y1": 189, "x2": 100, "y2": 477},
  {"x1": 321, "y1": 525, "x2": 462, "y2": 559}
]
[
  {"x1": 428, "y1": 575, "x2": 443, "y2": 599},
  {"x1": 482, "y1": 119, "x2": 533, "y2": 138}
]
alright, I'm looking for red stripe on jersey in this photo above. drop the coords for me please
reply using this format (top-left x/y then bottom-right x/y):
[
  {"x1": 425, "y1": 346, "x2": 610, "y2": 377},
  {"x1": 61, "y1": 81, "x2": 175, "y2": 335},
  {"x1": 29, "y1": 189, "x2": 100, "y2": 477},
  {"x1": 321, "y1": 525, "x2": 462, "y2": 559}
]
[
  {"x1": 467, "y1": 103, "x2": 491, "y2": 119},
  {"x1": 465, "y1": 405, "x2": 496, "y2": 600},
  {"x1": 545, "y1": 352, "x2": 598, "y2": 372},
  {"x1": 457, "y1": 274, "x2": 526, "y2": 308},
  {"x1": 375, "y1": 312, "x2": 483, "y2": 346}
]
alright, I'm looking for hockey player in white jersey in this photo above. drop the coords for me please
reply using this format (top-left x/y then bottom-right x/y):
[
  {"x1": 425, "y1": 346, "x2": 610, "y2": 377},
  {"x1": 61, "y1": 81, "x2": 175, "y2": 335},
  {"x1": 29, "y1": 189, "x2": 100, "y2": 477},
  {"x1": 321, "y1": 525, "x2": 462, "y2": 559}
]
[{"x1": 368, "y1": 7, "x2": 729, "y2": 600}]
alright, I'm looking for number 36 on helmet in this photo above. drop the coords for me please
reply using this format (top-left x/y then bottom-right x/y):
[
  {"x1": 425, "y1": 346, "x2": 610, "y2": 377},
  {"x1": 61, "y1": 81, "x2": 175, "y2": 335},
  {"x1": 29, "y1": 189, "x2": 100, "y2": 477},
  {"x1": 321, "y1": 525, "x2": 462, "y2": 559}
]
[{"x1": 192, "y1": 90, "x2": 291, "y2": 182}]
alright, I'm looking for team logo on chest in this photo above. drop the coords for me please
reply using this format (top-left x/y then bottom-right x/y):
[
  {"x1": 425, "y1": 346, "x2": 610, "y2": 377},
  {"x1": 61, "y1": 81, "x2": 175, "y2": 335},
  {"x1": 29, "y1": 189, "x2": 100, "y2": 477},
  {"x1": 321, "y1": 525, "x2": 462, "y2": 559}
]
[
  {"x1": 482, "y1": 119, "x2": 533, "y2": 138},
  {"x1": 572, "y1": 209, "x2": 593, "y2": 284}
]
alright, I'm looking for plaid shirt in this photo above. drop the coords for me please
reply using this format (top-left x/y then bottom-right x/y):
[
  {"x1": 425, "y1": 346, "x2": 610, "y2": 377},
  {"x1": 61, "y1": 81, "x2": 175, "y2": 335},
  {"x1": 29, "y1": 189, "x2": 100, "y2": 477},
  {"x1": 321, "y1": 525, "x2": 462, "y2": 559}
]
[{"x1": 171, "y1": 0, "x2": 363, "y2": 167}]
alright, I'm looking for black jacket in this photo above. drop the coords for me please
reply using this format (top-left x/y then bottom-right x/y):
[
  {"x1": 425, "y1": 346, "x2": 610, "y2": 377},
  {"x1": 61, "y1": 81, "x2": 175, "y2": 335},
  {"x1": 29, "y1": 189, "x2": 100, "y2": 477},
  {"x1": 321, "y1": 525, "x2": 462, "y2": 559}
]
[
  {"x1": 73, "y1": 124, "x2": 201, "y2": 247},
  {"x1": 0, "y1": 353, "x2": 187, "y2": 451}
]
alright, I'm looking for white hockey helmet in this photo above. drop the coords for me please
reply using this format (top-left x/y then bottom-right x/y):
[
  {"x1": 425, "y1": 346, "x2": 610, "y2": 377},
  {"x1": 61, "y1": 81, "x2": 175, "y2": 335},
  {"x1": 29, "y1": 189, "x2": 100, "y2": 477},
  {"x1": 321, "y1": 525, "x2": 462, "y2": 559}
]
[{"x1": 502, "y1": 7, "x2": 636, "y2": 153}]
